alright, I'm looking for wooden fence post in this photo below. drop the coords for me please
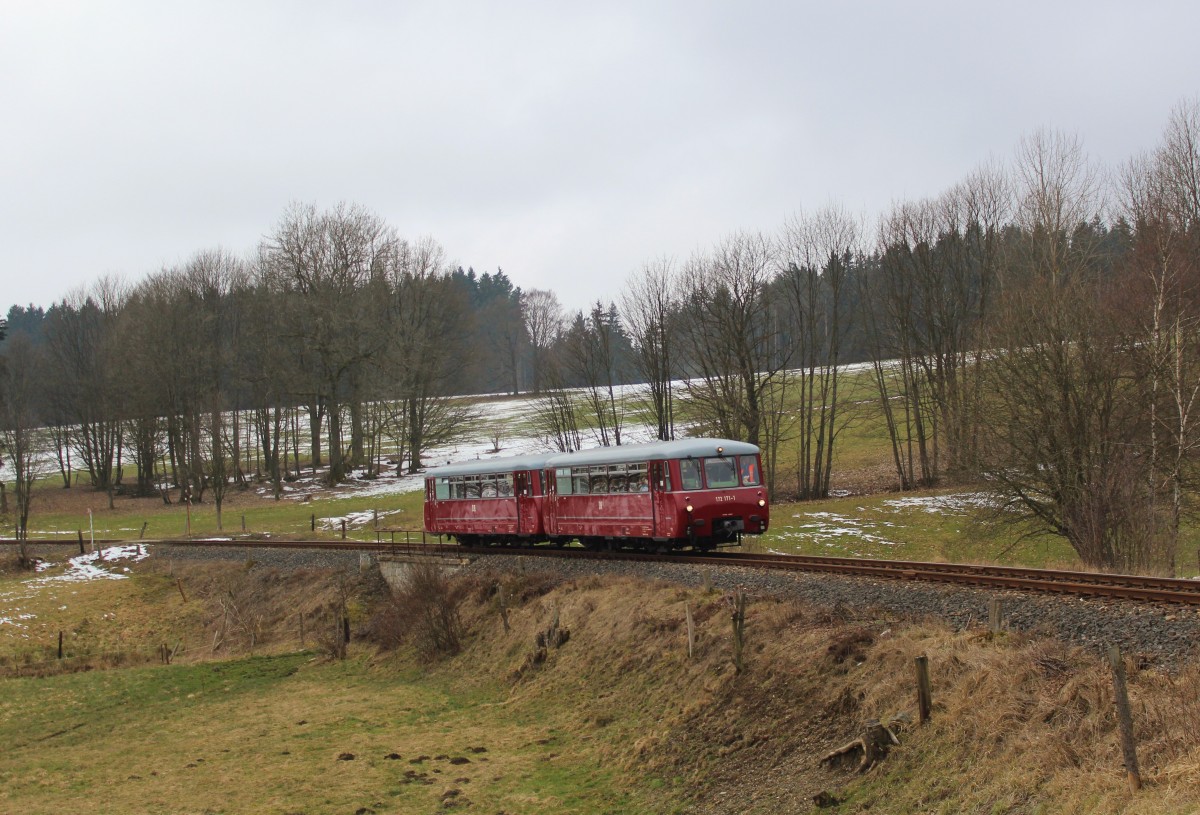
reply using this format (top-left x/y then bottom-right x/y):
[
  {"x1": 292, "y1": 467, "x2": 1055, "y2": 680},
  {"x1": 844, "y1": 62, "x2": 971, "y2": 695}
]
[
  {"x1": 1108, "y1": 645, "x2": 1141, "y2": 792},
  {"x1": 341, "y1": 520, "x2": 347, "y2": 540},
  {"x1": 915, "y1": 655, "x2": 932, "y2": 724},
  {"x1": 686, "y1": 603, "x2": 695, "y2": 659},
  {"x1": 140, "y1": 521, "x2": 148, "y2": 540},
  {"x1": 730, "y1": 591, "x2": 747, "y2": 673},
  {"x1": 311, "y1": 513, "x2": 316, "y2": 532},
  {"x1": 498, "y1": 584, "x2": 511, "y2": 633},
  {"x1": 989, "y1": 598, "x2": 1003, "y2": 634},
  {"x1": 77, "y1": 530, "x2": 85, "y2": 555},
  {"x1": 58, "y1": 631, "x2": 64, "y2": 660}
]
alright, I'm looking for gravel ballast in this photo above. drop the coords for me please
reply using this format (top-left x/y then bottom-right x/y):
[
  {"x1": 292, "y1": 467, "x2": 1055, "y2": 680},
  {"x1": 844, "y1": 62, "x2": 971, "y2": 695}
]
[{"x1": 145, "y1": 542, "x2": 1200, "y2": 666}]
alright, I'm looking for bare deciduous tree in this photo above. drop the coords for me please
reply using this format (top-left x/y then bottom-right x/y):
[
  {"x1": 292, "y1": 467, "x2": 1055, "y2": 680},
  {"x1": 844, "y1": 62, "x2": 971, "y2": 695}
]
[
  {"x1": 262, "y1": 202, "x2": 398, "y2": 484},
  {"x1": 778, "y1": 204, "x2": 863, "y2": 498},
  {"x1": 678, "y1": 232, "x2": 788, "y2": 494},
  {"x1": 522, "y1": 289, "x2": 564, "y2": 394},
  {"x1": 621, "y1": 259, "x2": 678, "y2": 441},
  {"x1": 0, "y1": 333, "x2": 43, "y2": 562}
]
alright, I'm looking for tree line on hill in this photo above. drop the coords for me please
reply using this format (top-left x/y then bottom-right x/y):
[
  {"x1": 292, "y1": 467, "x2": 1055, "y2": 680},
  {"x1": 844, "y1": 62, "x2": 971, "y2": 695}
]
[{"x1": 1, "y1": 101, "x2": 1198, "y2": 575}]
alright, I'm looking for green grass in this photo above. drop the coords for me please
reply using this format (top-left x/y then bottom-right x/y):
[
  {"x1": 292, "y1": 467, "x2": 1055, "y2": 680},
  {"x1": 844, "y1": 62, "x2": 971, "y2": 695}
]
[
  {"x1": 0, "y1": 652, "x2": 651, "y2": 814},
  {"x1": 21, "y1": 487, "x2": 427, "y2": 543},
  {"x1": 762, "y1": 489, "x2": 1080, "y2": 568}
]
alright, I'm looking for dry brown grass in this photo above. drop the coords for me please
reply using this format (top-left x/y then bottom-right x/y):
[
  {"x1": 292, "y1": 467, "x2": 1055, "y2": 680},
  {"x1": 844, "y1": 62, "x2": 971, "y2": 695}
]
[{"x1": 426, "y1": 573, "x2": 1200, "y2": 814}]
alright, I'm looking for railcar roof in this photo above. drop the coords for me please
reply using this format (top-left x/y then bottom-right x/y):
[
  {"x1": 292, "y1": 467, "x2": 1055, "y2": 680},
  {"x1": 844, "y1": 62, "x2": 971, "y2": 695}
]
[
  {"x1": 424, "y1": 453, "x2": 557, "y2": 479},
  {"x1": 545, "y1": 438, "x2": 759, "y2": 468}
]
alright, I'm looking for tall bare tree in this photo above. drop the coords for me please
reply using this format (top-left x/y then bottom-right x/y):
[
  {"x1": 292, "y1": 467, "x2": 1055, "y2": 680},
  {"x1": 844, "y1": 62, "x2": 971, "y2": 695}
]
[
  {"x1": 42, "y1": 278, "x2": 126, "y2": 506},
  {"x1": 778, "y1": 204, "x2": 863, "y2": 498},
  {"x1": 522, "y1": 289, "x2": 564, "y2": 394},
  {"x1": 0, "y1": 333, "x2": 43, "y2": 561},
  {"x1": 1120, "y1": 98, "x2": 1200, "y2": 571},
  {"x1": 262, "y1": 202, "x2": 398, "y2": 484},
  {"x1": 388, "y1": 237, "x2": 475, "y2": 473},
  {"x1": 678, "y1": 232, "x2": 788, "y2": 494},
  {"x1": 621, "y1": 259, "x2": 678, "y2": 441},
  {"x1": 980, "y1": 130, "x2": 1168, "y2": 571},
  {"x1": 562, "y1": 302, "x2": 626, "y2": 447}
]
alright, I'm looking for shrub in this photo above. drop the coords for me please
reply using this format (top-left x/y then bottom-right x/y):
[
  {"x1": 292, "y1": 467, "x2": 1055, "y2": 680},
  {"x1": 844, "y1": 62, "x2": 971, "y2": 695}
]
[{"x1": 368, "y1": 562, "x2": 467, "y2": 661}]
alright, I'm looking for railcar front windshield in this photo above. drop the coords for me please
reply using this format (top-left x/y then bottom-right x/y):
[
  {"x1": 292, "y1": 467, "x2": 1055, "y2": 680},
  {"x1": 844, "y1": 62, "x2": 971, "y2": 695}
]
[
  {"x1": 677, "y1": 455, "x2": 761, "y2": 490},
  {"x1": 704, "y1": 457, "x2": 738, "y2": 489}
]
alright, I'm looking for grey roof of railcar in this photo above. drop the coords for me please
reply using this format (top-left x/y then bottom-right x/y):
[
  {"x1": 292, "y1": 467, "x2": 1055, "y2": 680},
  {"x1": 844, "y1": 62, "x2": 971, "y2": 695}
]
[
  {"x1": 422, "y1": 439, "x2": 758, "y2": 479},
  {"x1": 423, "y1": 453, "x2": 557, "y2": 479},
  {"x1": 545, "y1": 438, "x2": 758, "y2": 469}
]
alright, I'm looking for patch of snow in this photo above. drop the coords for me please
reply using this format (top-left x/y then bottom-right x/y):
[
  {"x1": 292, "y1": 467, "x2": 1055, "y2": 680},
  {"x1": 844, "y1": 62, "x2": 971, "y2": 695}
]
[
  {"x1": 880, "y1": 492, "x2": 999, "y2": 514},
  {"x1": 32, "y1": 544, "x2": 152, "y2": 585}
]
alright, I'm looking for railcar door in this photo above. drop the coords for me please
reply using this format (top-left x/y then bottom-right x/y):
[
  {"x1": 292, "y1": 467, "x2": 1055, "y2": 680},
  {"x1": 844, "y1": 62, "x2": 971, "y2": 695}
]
[
  {"x1": 514, "y1": 471, "x2": 539, "y2": 536},
  {"x1": 513, "y1": 472, "x2": 527, "y2": 534},
  {"x1": 650, "y1": 461, "x2": 674, "y2": 538}
]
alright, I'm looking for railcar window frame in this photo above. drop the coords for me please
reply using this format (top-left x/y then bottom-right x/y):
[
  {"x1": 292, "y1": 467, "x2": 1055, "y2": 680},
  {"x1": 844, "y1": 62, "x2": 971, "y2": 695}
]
[
  {"x1": 739, "y1": 456, "x2": 760, "y2": 486},
  {"x1": 556, "y1": 467, "x2": 573, "y2": 495},
  {"x1": 435, "y1": 472, "x2": 517, "y2": 500},
  {"x1": 679, "y1": 458, "x2": 703, "y2": 490},
  {"x1": 704, "y1": 456, "x2": 739, "y2": 489}
]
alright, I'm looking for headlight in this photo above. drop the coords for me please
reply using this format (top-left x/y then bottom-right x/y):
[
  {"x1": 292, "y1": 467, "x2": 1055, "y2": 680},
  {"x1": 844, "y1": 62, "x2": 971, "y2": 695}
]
[
  {"x1": 685, "y1": 504, "x2": 694, "y2": 513},
  {"x1": 758, "y1": 499, "x2": 766, "y2": 507}
]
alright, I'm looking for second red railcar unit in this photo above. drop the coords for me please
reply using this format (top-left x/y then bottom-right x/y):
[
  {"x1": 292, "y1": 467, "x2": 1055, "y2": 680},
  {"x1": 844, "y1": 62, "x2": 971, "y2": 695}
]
[{"x1": 423, "y1": 453, "x2": 555, "y2": 545}]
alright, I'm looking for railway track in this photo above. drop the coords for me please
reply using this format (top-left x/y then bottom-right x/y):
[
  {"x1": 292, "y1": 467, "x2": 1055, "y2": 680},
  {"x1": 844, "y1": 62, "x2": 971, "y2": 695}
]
[{"x1": 9, "y1": 536, "x2": 1200, "y2": 606}]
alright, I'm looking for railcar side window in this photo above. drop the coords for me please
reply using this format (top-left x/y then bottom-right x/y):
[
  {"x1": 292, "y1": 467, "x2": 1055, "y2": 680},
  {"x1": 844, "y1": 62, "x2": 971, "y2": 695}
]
[
  {"x1": 739, "y1": 457, "x2": 760, "y2": 486},
  {"x1": 556, "y1": 467, "x2": 573, "y2": 495},
  {"x1": 679, "y1": 459, "x2": 703, "y2": 490},
  {"x1": 435, "y1": 478, "x2": 450, "y2": 500},
  {"x1": 572, "y1": 471, "x2": 590, "y2": 494}
]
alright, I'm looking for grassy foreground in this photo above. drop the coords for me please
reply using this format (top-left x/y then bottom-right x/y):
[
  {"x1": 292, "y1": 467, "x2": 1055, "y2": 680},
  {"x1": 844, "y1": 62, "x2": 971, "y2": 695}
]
[
  {"x1": 0, "y1": 653, "x2": 639, "y2": 814},
  {"x1": 4, "y1": 558, "x2": 1200, "y2": 814}
]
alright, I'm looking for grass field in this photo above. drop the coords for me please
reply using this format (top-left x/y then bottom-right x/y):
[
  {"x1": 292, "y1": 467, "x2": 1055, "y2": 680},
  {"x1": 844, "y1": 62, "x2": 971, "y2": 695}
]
[{"x1": 0, "y1": 651, "x2": 648, "y2": 814}]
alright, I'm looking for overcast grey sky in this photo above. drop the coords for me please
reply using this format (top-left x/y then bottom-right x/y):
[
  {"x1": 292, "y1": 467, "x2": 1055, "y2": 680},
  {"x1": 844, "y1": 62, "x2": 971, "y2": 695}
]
[{"x1": 2, "y1": 1, "x2": 1198, "y2": 313}]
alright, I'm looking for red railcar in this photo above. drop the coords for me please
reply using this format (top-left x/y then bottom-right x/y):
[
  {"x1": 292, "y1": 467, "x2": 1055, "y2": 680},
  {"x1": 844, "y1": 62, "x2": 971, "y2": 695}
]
[
  {"x1": 423, "y1": 439, "x2": 768, "y2": 551},
  {"x1": 543, "y1": 438, "x2": 767, "y2": 550},
  {"x1": 423, "y1": 453, "x2": 555, "y2": 545}
]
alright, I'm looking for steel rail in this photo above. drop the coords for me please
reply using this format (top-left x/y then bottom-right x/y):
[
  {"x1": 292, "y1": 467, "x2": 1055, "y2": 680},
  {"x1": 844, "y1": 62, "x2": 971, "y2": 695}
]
[{"x1": 13, "y1": 536, "x2": 1200, "y2": 606}]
